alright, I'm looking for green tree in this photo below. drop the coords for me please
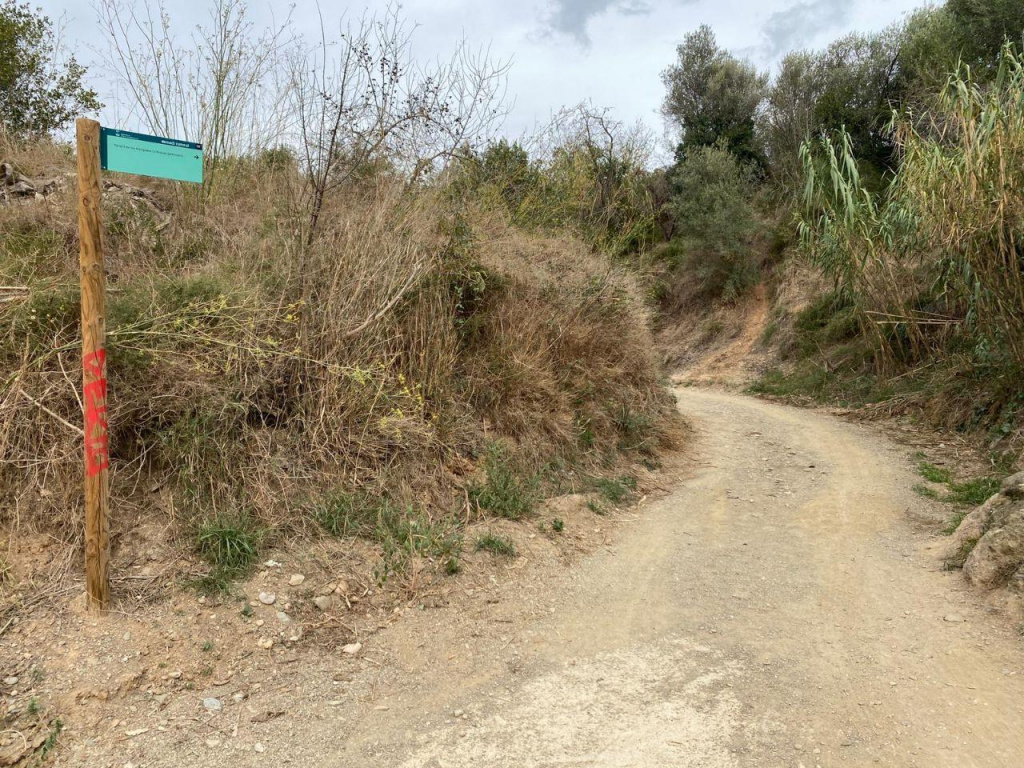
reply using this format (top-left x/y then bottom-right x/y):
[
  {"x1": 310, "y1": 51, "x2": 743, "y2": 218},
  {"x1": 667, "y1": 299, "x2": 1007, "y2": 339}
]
[
  {"x1": 811, "y1": 30, "x2": 903, "y2": 186},
  {"x1": 661, "y1": 25, "x2": 768, "y2": 169},
  {"x1": 947, "y1": 0, "x2": 1024, "y2": 73},
  {"x1": 897, "y1": 6, "x2": 963, "y2": 95},
  {"x1": 477, "y1": 139, "x2": 538, "y2": 212},
  {"x1": 0, "y1": 1, "x2": 101, "y2": 137},
  {"x1": 762, "y1": 50, "x2": 826, "y2": 189},
  {"x1": 899, "y1": 1, "x2": 1024, "y2": 92},
  {"x1": 668, "y1": 144, "x2": 760, "y2": 300}
]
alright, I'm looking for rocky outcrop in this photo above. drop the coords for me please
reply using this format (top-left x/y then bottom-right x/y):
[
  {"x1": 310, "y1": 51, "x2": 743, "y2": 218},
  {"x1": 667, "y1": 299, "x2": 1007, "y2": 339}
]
[
  {"x1": 0, "y1": 160, "x2": 61, "y2": 202},
  {"x1": 950, "y1": 471, "x2": 1024, "y2": 590},
  {"x1": 1, "y1": 161, "x2": 171, "y2": 229}
]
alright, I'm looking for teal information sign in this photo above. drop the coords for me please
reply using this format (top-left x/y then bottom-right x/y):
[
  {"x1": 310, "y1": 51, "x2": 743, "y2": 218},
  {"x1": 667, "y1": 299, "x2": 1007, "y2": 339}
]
[{"x1": 100, "y1": 128, "x2": 203, "y2": 183}]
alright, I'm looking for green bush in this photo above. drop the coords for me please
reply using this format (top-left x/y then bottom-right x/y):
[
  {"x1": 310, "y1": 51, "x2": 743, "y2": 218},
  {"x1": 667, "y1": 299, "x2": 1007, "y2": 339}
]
[{"x1": 668, "y1": 145, "x2": 761, "y2": 301}]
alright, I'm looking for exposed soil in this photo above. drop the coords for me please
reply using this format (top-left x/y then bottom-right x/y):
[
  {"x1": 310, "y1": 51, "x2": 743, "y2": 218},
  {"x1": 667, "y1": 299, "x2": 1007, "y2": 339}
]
[
  {"x1": 672, "y1": 283, "x2": 773, "y2": 387},
  {"x1": 14, "y1": 386, "x2": 1024, "y2": 767}
]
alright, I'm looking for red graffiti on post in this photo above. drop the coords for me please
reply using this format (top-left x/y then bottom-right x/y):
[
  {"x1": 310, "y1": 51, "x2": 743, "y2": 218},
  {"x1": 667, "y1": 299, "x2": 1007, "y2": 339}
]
[{"x1": 83, "y1": 349, "x2": 109, "y2": 477}]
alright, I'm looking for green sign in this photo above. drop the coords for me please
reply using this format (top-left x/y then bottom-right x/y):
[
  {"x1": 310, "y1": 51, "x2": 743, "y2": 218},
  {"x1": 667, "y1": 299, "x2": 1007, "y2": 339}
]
[{"x1": 100, "y1": 128, "x2": 203, "y2": 184}]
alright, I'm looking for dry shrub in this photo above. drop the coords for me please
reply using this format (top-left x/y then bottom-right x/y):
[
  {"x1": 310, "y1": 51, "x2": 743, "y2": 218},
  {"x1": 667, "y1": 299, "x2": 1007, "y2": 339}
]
[
  {"x1": 464, "y1": 224, "x2": 674, "y2": 463},
  {"x1": 0, "y1": 144, "x2": 676, "y2": 546}
]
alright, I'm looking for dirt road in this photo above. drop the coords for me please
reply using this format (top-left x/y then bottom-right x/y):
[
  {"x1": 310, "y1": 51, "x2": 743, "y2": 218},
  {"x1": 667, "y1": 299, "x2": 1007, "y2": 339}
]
[{"x1": 120, "y1": 388, "x2": 1024, "y2": 767}]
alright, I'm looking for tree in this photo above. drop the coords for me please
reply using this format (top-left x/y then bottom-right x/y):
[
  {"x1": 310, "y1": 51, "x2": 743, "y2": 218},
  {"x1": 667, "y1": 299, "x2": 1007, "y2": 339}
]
[
  {"x1": 96, "y1": 0, "x2": 293, "y2": 192},
  {"x1": 530, "y1": 102, "x2": 657, "y2": 254},
  {"x1": 661, "y1": 25, "x2": 767, "y2": 169},
  {"x1": 669, "y1": 144, "x2": 759, "y2": 300},
  {"x1": 897, "y1": 6, "x2": 962, "y2": 96},
  {"x1": 474, "y1": 139, "x2": 538, "y2": 212},
  {"x1": 289, "y1": 2, "x2": 510, "y2": 243},
  {"x1": 899, "y1": 1, "x2": 1024, "y2": 93},
  {"x1": 0, "y1": 1, "x2": 101, "y2": 137},
  {"x1": 809, "y1": 30, "x2": 904, "y2": 187},
  {"x1": 762, "y1": 50, "x2": 826, "y2": 189},
  {"x1": 947, "y1": 0, "x2": 1024, "y2": 73}
]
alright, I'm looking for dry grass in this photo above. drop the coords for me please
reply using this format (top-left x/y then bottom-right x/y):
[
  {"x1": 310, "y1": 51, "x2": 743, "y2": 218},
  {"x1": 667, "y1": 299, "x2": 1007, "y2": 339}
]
[{"x1": 0, "y1": 138, "x2": 678, "y2": 580}]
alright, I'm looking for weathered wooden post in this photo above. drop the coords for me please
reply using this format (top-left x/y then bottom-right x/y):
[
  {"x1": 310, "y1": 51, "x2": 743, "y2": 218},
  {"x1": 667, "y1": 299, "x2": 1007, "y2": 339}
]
[{"x1": 76, "y1": 117, "x2": 111, "y2": 611}]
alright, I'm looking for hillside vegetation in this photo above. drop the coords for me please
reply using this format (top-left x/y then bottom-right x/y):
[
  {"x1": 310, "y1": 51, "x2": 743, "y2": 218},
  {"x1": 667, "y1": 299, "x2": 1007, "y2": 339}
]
[
  {"x1": 649, "y1": 0, "x2": 1024, "y2": 461},
  {"x1": 4, "y1": 0, "x2": 1024, "y2": 586},
  {"x1": 0, "y1": 137, "x2": 677, "y2": 581},
  {"x1": 0, "y1": 0, "x2": 685, "y2": 590}
]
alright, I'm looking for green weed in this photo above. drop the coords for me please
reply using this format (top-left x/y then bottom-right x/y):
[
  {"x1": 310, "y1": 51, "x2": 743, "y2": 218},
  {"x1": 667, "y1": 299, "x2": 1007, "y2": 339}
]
[
  {"x1": 593, "y1": 476, "x2": 636, "y2": 504},
  {"x1": 917, "y1": 461, "x2": 952, "y2": 484},
  {"x1": 915, "y1": 461, "x2": 1002, "y2": 517},
  {"x1": 469, "y1": 445, "x2": 535, "y2": 520},
  {"x1": 947, "y1": 477, "x2": 1001, "y2": 506},
  {"x1": 943, "y1": 508, "x2": 973, "y2": 536},
  {"x1": 315, "y1": 492, "x2": 462, "y2": 583},
  {"x1": 913, "y1": 483, "x2": 942, "y2": 500},
  {"x1": 38, "y1": 719, "x2": 63, "y2": 761},
  {"x1": 475, "y1": 533, "x2": 516, "y2": 557},
  {"x1": 552, "y1": 518, "x2": 565, "y2": 533},
  {"x1": 196, "y1": 515, "x2": 263, "y2": 572},
  {"x1": 313, "y1": 492, "x2": 378, "y2": 537},
  {"x1": 612, "y1": 404, "x2": 653, "y2": 451}
]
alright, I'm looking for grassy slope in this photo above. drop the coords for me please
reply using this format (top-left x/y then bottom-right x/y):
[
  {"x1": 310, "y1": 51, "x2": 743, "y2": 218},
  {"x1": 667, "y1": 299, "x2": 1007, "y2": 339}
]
[{"x1": 0, "y1": 141, "x2": 681, "y2": 586}]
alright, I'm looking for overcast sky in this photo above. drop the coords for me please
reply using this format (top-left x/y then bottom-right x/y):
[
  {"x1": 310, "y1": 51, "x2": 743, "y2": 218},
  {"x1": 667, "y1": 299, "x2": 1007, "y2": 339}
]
[{"x1": 43, "y1": 0, "x2": 926, "y2": 150}]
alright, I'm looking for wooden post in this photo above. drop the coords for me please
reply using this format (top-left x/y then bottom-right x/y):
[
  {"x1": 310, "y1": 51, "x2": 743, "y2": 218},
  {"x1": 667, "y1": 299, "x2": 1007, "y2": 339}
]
[{"x1": 77, "y1": 117, "x2": 110, "y2": 611}]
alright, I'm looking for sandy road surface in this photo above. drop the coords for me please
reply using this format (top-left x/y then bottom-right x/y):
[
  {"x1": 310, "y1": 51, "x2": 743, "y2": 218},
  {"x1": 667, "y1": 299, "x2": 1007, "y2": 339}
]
[{"x1": 113, "y1": 389, "x2": 1024, "y2": 767}]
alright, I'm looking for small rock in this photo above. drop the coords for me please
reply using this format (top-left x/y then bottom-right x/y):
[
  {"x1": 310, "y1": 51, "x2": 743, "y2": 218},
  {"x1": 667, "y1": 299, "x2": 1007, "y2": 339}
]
[
  {"x1": 944, "y1": 613, "x2": 965, "y2": 623},
  {"x1": 258, "y1": 592, "x2": 276, "y2": 605},
  {"x1": 206, "y1": 738, "x2": 221, "y2": 748},
  {"x1": 276, "y1": 611, "x2": 291, "y2": 623},
  {"x1": 342, "y1": 642, "x2": 362, "y2": 655},
  {"x1": 254, "y1": 743, "x2": 266, "y2": 753},
  {"x1": 203, "y1": 697, "x2": 223, "y2": 712},
  {"x1": 3, "y1": 676, "x2": 18, "y2": 686},
  {"x1": 257, "y1": 638, "x2": 274, "y2": 650},
  {"x1": 289, "y1": 574, "x2": 305, "y2": 586},
  {"x1": 313, "y1": 595, "x2": 334, "y2": 611},
  {"x1": 1000, "y1": 471, "x2": 1024, "y2": 499}
]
